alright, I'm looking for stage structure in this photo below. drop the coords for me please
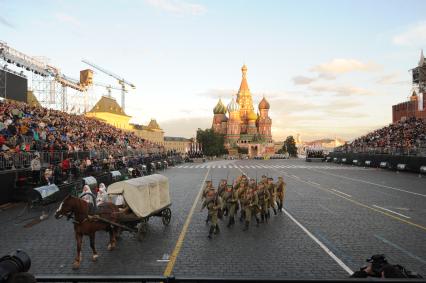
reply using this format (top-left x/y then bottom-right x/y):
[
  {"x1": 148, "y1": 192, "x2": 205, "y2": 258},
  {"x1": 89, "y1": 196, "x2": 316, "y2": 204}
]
[{"x1": 0, "y1": 41, "x2": 131, "y2": 113}]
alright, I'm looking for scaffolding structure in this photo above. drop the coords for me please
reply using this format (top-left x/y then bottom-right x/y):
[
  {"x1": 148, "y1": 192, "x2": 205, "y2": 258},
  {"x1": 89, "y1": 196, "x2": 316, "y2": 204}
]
[
  {"x1": 0, "y1": 41, "x2": 129, "y2": 114},
  {"x1": 0, "y1": 66, "x2": 6, "y2": 99}
]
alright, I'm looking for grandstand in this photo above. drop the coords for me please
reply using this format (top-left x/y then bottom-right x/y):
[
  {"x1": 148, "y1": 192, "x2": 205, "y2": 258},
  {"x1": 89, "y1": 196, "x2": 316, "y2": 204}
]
[
  {"x1": 334, "y1": 117, "x2": 426, "y2": 156},
  {"x1": 331, "y1": 117, "x2": 426, "y2": 172}
]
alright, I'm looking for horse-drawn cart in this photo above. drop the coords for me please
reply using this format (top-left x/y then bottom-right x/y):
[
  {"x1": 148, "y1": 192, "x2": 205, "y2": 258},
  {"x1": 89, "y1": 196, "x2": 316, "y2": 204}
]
[{"x1": 107, "y1": 174, "x2": 172, "y2": 240}]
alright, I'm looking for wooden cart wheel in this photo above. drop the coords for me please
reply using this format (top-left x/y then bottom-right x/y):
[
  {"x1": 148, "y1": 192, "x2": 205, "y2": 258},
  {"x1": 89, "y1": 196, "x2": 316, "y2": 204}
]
[
  {"x1": 161, "y1": 208, "x2": 171, "y2": 226},
  {"x1": 137, "y1": 218, "x2": 148, "y2": 241}
]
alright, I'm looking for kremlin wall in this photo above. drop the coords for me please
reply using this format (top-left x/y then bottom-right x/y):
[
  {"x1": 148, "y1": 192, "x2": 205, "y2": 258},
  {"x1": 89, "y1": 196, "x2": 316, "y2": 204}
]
[{"x1": 392, "y1": 51, "x2": 426, "y2": 122}]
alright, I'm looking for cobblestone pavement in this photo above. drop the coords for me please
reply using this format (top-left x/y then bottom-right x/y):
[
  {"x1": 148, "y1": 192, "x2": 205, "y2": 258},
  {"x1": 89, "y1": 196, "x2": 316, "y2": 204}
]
[{"x1": 0, "y1": 159, "x2": 425, "y2": 279}]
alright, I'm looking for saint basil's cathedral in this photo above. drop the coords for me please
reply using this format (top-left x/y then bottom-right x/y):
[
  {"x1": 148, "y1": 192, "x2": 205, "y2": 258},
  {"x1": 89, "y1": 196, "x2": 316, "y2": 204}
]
[{"x1": 212, "y1": 65, "x2": 275, "y2": 157}]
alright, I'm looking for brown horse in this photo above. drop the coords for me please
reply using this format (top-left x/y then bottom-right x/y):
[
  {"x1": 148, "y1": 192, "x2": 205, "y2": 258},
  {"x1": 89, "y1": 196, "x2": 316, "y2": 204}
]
[{"x1": 55, "y1": 195, "x2": 119, "y2": 270}]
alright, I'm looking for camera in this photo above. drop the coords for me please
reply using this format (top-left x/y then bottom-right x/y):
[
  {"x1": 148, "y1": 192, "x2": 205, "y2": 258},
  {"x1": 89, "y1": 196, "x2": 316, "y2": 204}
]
[
  {"x1": 366, "y1": 254, "x2": 388, "y2": 275},
  {"x1": 0, "y1": 250, "x2": 31, "y2": 283}
]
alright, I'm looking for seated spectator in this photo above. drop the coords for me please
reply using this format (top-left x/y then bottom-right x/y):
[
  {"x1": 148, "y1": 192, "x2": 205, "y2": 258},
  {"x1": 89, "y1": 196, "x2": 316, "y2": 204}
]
[
  {"x1": 30, "y1": 153, "x2": 41, "y2": 184},
  {"x1": 335, "y1": 117, "x2": 426, "y2": 155}
]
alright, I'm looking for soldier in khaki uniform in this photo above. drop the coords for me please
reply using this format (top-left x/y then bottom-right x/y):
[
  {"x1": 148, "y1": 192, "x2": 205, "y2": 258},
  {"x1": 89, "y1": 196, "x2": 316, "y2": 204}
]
[
  {"x1": 276, "y1": 176, "x2": 286, "y2": 211},
  {"x1": 217, "y1": 179, "x2": 228, "y2": 214},
  {"x1": 201, "y1": 186, "x2": 222, "y2": 239},
  {"x1": 237, "y1": 181, "x2": 248, "y2": 222},
  {"x1": 222, "y1": 182, "x2": 239, "y2": 227},
  {"x1": 218, "y1": 179, "x2": 227, "y2": 198},
  {"x1": 256, "y1": 183, "x2": 270, "y2": 223},
  {"x1": 260, "y1": 175, "x2": 268, "y2": 186},
  {"x1": 202, "y1": 180, "x2": 213, "y2": 224},
  {"x1": 241, "y1": 185, "x2": 259, "y2": 231},
  {"x1": 267, "y1": 177, "x2": 277, "y2": 217}
]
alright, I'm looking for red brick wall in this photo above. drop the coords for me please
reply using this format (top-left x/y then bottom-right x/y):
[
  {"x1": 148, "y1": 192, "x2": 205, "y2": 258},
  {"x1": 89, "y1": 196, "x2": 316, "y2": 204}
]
[{"x1": 392, "y1": 99, "x2": 426, "y2": 122}]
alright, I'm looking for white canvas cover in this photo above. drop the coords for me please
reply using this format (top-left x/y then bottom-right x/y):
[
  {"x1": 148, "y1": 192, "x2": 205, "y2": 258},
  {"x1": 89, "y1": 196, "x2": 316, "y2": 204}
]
[{"x1": 107, "y1": 174, "x2": 170, "y2": 218}]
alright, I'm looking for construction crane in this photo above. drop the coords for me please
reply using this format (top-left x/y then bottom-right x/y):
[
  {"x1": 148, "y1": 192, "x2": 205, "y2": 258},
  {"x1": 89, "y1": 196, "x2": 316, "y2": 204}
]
[
  {"x1": 92, "y1": 81, "x2": 123, "y2": 97},
  {"x1": 81, "y1": 59, "x2": 135, "y2": 112}
]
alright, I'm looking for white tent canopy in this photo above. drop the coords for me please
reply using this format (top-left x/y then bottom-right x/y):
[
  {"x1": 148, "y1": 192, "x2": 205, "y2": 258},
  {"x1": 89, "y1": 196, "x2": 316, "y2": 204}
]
[{"x1": 108, "y1": 174, "x2": 170, "y2": 218}]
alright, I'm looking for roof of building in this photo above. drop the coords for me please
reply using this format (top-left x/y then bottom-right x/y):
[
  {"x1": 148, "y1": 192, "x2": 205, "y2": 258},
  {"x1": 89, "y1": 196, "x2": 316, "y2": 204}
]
[
  {"x1": 130, "y1": 119, "x2": 163, "y2": 132},
  {"x1": 147, "y1": 119, "x2": 161, "y2": 130},
  {"x1": 88, "y1": 96, "x2": 130, "y2": 117},
  {"x1": 164, "y1": 136, "x2": 190, "y2": 142},
  {"x1": 131, "y1": 123, "x2": 149, "y2": 130}
]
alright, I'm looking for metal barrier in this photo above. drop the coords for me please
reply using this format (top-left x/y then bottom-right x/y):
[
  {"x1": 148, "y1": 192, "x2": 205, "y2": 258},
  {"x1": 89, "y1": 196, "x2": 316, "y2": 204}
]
[
  {"x1": 329, "y1": 152, "x2": 426, "y2": 173},
  {"x1": 0, "y1": 149, "x2": 150, "y2": 172},
  {"x1": 333, "y1": 146, "x2": 426, "y2": 157},
  {"x1": 33, "y1": 276, "x2": 426, "y2": 283}
]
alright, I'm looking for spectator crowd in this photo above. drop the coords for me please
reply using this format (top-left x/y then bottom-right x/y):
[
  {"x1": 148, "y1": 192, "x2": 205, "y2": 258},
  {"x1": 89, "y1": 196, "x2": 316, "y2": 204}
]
[
  {"x1": 335, "y1": 117, "x2": 426, "y2": 156},
  {"x1": 0, "y1": 99, "x2": 173, "y2": 182},
  {"x1": 0, "y1": 99, "x2": 164, "y2": 155}
]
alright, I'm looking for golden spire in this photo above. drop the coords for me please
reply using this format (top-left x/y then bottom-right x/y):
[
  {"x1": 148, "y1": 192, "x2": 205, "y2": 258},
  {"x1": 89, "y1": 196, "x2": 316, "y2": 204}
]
[{"x1": 239, "y1": 64, "x2": 249, "y2": 92}]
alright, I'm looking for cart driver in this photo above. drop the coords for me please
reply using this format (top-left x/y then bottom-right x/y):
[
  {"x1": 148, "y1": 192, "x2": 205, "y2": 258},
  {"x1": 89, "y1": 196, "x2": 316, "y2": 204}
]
[{"x1": 79, "y1": 185, "x2": 96, "y2": 214}]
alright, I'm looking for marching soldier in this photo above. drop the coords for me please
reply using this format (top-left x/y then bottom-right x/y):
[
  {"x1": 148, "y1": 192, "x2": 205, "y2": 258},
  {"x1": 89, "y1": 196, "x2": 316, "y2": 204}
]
[
  {"x1": 267, "y1": 177, "x2": 277, "y2": 217},
  {"x1": 218, "y1": 179, "x2": 227, "y2": 197},
  {"x1": 276, "y1": 176, "x2": 286, "y2": 211},
  {"x1": 240, "y1": 174, "x2": 249, "y2": 189},
  {"x1": 218, "y1": 179, "x2": 228, "y2": 214},
  {"x1": 202, "y1": 180, "x2": 213, "y2": 199},
  {"x1": 202, "y1": 180, "x2": 213, "y2": 224},
  {"x1": 241, "y1": 183, "x2": 259, "y2": 231},
  {"x1": 222, "y1": 182, "x2": 239, "y2": 227},
  {"x1": 260, "y1": 175, "x2": 268, "y2": 186},
  {"x1": 248, "y1": 178, "x2": 257, "y2": 191},
  {"x1": 256, "y1": 183, "x2": 270, "y2": 223},
  {"x1": 201, "y1": 186, "x2": 222, "y2": 239},
  {"x1": 237, "y1": 181, "x2": 248, "y2": 222}
]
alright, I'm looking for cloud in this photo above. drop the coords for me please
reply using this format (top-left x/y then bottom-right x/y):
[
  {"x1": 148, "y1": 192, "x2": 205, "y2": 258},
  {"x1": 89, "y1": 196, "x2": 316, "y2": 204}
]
[
  {"x1": 0, "y1": 15, "x2": 15, "y2": 28},
  {"x1": 308, "y1": 84, "x2": 379, "y2": 96},
  {"x1": 54, "y1": 13, "x2": 82, "y2": 28},
  {"x1": 292, "y1": 58, "x2": 377, "y2": 86},
  {"x1": 376, "y1": 73, "x2": 409, "y2": 85},
  {"x1": 269, "y1": 96, "x2": 361, "y2": 116},
  {"x1": 393, "y1": 21, "x2": 426, "y2": 46},
  {"x1": 311, "y1": 58, "x2": 380, "y2": 75},
  {"x1": 145, "y1": 0, "x2": 206, "y2": 15},
  {"x1": 160, "y1": 116, "x2": 211, "y2": 138},
  {"x1": 292, "y1": 75, "x2": 316, "y2": 85}
]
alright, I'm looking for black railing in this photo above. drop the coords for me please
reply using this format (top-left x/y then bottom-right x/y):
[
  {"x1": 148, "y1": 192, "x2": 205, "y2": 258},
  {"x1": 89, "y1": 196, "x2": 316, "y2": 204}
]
[{"x1": 34, "y1": 276, "x2": 425, "y2": 283}]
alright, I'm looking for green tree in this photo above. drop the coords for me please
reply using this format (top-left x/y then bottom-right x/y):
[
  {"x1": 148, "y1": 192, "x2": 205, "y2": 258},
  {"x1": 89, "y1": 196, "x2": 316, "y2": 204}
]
[
  {"x1": 196, "y1": 128, "x2": 226, "y2": 157},
  {"x1": 283, "y1": 136, "x2": 297, "y2": 157}
]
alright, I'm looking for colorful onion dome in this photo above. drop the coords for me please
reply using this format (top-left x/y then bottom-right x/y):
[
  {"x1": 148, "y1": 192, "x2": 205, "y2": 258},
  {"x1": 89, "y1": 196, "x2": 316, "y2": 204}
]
[
  {"x1": 213, "y1": 99, "x2": 227, "y2": 114},
  {"x1": 258, "y1": 96, "x2": 270, "y2": 110},
  {"x1": 227, "y1": 96, "x2": 240, "y2": 113},
  {"x1": 247, "y1": 110, "x2": 257, "y2": 121}
]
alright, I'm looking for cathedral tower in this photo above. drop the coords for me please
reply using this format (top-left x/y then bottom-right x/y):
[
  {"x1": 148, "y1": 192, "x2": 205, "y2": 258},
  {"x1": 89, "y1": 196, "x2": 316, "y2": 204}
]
[
  {"x1": 212, "y1": 98, "x2": 227, "y2": 134},
  {"x1": 236, "y1": 64, "x2": 255, "y2": 134},
  {"x1": 226, "y1": 96, "x2": 241, "y2": 146},
  {"x1": 258, "y1": 96, "x2": 272, "y2": 141}
]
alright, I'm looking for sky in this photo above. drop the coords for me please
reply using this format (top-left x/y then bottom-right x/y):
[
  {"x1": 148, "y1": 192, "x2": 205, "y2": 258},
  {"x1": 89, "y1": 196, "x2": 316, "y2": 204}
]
[{"x1": 1, "y1": 0, "x2": 426, "y2": 141}]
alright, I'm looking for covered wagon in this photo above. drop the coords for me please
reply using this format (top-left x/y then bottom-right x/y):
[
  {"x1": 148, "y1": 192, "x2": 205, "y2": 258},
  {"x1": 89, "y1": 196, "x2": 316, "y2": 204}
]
[{"x1": 107, "y1": 174, "x2": 171, "y2": 240}]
